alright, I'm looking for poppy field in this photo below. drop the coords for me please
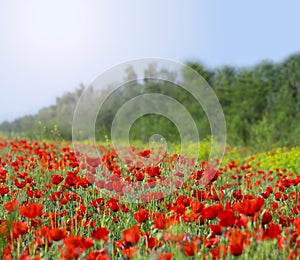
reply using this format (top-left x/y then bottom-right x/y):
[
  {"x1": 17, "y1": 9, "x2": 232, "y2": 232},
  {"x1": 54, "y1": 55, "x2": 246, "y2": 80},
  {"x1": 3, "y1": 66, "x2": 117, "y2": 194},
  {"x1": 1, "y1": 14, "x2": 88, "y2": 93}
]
[{"x1": 0, "y1": 137, "x2": 299, "y2": 259}]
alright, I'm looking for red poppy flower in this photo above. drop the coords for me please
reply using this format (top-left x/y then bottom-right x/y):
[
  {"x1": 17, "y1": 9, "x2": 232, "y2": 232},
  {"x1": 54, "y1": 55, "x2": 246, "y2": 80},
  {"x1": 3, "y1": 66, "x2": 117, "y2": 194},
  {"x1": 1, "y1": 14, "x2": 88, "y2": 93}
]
[
  {"x1": 134, "y1": 171, "x2": 145, "y2": 181},
  {"x1": 203, "y1": 236, "x2": 219, "y2": 248},
  {"x1": 49, "y1": 191, "x2": 62, "y2": 201},
  {"x1": 19, "y1": 254, "x2": 32, "y2": 260},
  {"x1": 138, "y1": 149, "x2": 150, "y2": 158},
  {"x1": 201, "y1": 204, "x2": 223, "y2": 220},
  {"x1": 86, "y1": 249, "x2": 108, "y2": 260},
  {"x1": 0, "y1": 222, "x2": 7, "y2": 237},
  {"x1": 277, "y1": 236, "x2": 285, "y2": 250},
  {"x1": 123, "y1": 225, "x2": 140, "y2": 244},
  {"x1": 229, "y1": 228, "x2": 245, "y2": 256},
  {"x1": 261, "y1": 210, "x2": 273, "y2": 225},
  {"x1": 190, "y1": 201, "x2": 204, "y2": 213},
  {"x1": 19, "y1": 203, "x2": 43, "y2": 219},
  {"x1": 79, "y1": 177, "x2": 90, "y2": 188},
  {"x1": 158, "y1": 252, "x2": 173, "y2": 260},
  {"x1": 122, "y1": 246, "x2": 138, "y2": 259},
  {"x1": 274, "y1": 192, "x2": 282, "y2": 201},
  {"x1": 14, "y1": 179, "x2": 27, "y2": 188},
  {"x1": 290, "y1": 205, "x2": 300, "y2": 215},
  {"x1": 85, "y1": 172, "x2": 96, "y2": 185},
  {"x1": 91, "y1": 227, "x2": 109, "y2": 241},
  {"x1": 168, "y1": 203, "x2": 185, "y2": 215},
  {"x1": 279, "y1": 215, "x2": 294, "y2": 227},
  {"x1": 233, "y1": 189, "x2": 243, "y2": 199},
  {"x1": 86, "y1": 157, "x2": 101, "y2": 167},
  {"x1": 183, "y1": 210, "x2": 200, "y2": 223},
  {"x1": 49, "y1": 228, "x2": 67, "y2": 241},
  {"x1": 0, "y1": 185, "x2": 9, "y2": 195},
  {"x1": 260, "y1": 191, "x2": 270, "y2": 198},
  {"x1": 0, "y1": 169, "x2": 7, "y2": 180},
  {"x1": 106, "y1": 198, "x2": 119, "y2": 212},
  {"x1": 63, "y1": 236, "x2": 94, "y2": 259},
  {"x1": 153, "y1": 213, "x2": 171, "y2": 229},
  {"x1": 96, "y1": 180, "x2": 105, "y2": 188},
  {"x1": 294, "y1": 218, "x2": 300, "y2": 235},
  {"x1": 234, "y1": 197, "x2": 264, "y2": 216},
  {"x1": 52, "y1": 174, "x2": 64, "y2": 185},
  {"x1": 262, "y1": 223, "x2": 282, "y2": 239},
  {"x1": 134, "y1": 209, "x2": 149, "y2": 223},
  {"x1": 235, "y1": 214, "x2": 248, "y2": 228},
  {"x1": 90, "y1": 198, "x2": 104, "y2": 208},
  {"x1": 17, "y1": 172, "x2": 28, "y2": 179},
  {"x1": 145, "y1": 237, "x2": 162, "y2": 249},
  {"x1": 176, "y1": 195, "x2": 192, "y2": 207},
  {"x1": 12, "y1": 221, "x2": 28, "y2": 238},
  {"x1": 210, "y1": 224, "x2": 224, "y2": 235},
  {"x1": 146, "y1": 166, "x2": 160, "y2": 177},
  {"x1": 65, "y1": 175, "x2": 79, "y2": 187},
  {"x1": 4, "y1": 199, "x2": 18, "y2": 213},
  {"x1": 270, "y1": 202, "x2": 278, "y2": 211},
  {"x1": 218, "y1": 208, "x2": 235, "y2": 227},
  {"x1": 210, "y1": 244, "x2": 227, "y2": 259},
  {"x1": 183, "y1": 241, "x2": 199, "y2": 256}
]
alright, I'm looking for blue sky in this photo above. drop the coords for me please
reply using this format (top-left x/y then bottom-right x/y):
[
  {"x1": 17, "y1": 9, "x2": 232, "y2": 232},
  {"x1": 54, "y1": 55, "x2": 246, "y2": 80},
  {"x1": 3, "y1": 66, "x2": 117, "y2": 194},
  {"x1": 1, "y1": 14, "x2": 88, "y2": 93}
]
[{"x1": 1, "y1": 0, "x2": 300, "y2": 123}]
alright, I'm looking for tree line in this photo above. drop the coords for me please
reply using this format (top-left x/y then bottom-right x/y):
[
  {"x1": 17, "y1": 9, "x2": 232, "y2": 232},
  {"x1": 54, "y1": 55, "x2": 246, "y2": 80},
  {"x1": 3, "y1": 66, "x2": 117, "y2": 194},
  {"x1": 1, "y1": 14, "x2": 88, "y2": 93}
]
[{"x1": 1, "y1": 53, "x2": 300, "y2": 147}]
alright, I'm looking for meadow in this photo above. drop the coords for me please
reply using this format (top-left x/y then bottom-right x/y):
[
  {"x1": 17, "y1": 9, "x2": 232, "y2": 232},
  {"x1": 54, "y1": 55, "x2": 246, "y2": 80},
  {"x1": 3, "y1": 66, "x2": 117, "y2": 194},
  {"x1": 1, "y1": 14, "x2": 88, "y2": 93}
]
[{"x1": 0, "y1": 137, "x2": 299, "y2": 259}]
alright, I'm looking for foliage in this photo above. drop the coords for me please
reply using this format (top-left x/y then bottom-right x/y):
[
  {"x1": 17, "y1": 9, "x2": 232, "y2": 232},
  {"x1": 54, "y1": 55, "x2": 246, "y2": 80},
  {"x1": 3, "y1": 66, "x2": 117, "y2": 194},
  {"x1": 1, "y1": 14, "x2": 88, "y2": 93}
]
[{"x1": 1, "y1": 53, "x2": 300, "y2": 147}]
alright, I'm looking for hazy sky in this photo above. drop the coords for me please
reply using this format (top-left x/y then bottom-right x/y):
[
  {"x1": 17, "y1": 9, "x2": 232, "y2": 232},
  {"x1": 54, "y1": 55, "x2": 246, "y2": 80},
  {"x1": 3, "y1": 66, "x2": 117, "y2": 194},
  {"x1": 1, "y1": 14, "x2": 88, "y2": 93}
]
[{"x1": 1, "y1": 0, "x2": 300, "y2": 123}]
